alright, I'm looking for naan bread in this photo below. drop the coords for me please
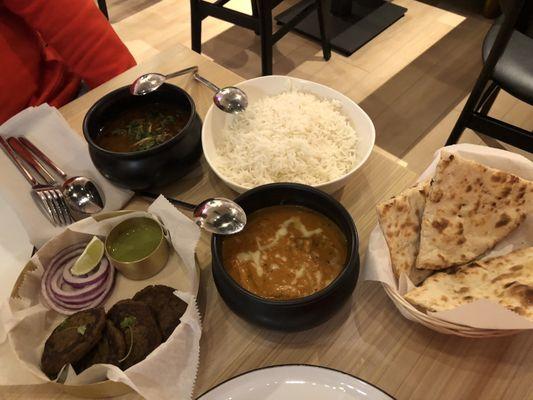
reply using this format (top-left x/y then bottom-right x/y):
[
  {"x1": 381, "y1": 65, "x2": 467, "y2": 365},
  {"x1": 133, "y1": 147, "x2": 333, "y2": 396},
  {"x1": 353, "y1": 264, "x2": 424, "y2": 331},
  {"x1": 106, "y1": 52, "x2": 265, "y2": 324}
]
[
  {"x1": 377, "y1": 181, "x2": 431, "y2": 284},
  {"x1": 405, "y1": 246, "x2": 533, "y2": 321},
  {"x1": 416, "y1": 153, "x2": 533, "y2": 270}
]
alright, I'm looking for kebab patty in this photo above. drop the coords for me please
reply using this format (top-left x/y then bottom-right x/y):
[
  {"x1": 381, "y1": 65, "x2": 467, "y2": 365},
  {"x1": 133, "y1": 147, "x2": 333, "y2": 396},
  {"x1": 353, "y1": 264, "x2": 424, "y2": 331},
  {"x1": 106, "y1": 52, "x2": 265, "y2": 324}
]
[
  {"x1": 107, "y1": 300, "x2": 162, "y2": 370},
  {"x1": 41, "y1": 308, "x2": 105, "y2": 379},
  {"x1": 133, "y1": 285, "x2": 187, "y2": 340},
  {"x1": 74, "y1": 319, "x2": 126, "y2": 373}
]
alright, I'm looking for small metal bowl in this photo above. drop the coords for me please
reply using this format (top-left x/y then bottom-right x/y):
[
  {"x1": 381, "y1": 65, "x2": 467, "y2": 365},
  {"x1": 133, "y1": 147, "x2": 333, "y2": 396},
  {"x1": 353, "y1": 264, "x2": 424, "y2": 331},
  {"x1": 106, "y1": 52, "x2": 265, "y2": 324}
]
[{"x1": 105, "y1": 217, "x2": 169, "y2": 280}]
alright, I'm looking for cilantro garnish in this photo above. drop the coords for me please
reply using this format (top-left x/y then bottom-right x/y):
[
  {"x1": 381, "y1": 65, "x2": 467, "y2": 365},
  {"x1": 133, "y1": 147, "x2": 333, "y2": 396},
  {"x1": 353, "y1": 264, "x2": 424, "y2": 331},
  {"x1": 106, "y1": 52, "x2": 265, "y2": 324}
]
[
  {"x1": 120, "y1": 316, "x2": 136, "y2": 330},
  {"x1": 77, "y1": 325, "x2": 87, "y2": 335},
  {"x1": 118, "y1": 316, "x2": 136, "y2": 363}
]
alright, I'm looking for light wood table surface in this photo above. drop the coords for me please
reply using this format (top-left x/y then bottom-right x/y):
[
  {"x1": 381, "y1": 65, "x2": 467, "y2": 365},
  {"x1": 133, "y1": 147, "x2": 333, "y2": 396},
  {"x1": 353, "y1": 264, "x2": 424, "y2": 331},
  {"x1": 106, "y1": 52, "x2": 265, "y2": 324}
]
[{"x1": 2, "y1": 44, "x2": 532, "y2": 400}]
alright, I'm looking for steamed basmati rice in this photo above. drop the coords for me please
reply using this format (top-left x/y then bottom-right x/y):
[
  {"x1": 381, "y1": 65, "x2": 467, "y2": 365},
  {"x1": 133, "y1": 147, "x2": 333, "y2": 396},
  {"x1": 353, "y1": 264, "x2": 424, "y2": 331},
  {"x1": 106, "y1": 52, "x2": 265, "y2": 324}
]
[{"x1": 214, "y1": 91, "x2": 359, "y2": 187}]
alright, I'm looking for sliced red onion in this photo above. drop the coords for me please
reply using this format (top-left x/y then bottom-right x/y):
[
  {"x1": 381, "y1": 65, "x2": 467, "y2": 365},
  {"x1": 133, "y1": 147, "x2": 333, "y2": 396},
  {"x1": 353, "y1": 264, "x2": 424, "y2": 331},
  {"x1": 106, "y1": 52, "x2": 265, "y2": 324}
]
[
  {"x1": 40, "y1": 242, "x2": 115, "y2": 315},
  {"x1": 50, "y1": 263, "x2": 106, "y2": 300},
  {"x1": 41, "y1": 247, "x2": 85, "y2": 299},
  {"x1": 62, "y1": 258, "x2": 109, "y2": 288},
  {"x1": 44, "y1": 269, "x2": 114, "y2": 314},
  {"x1": 51, "y1": 276, "x2": 107, "y2": 305}
]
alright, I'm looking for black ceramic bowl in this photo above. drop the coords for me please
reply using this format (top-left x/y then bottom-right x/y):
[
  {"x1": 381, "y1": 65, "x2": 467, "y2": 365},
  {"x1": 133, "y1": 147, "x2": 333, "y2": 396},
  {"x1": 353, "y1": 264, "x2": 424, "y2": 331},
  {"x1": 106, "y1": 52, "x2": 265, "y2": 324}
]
[
  {"x1": 83, "y1": 83, "x2": 202, "y2": 190},
  {"x1": 211, "y1": 183, "x2": 359, "y2": 331}
]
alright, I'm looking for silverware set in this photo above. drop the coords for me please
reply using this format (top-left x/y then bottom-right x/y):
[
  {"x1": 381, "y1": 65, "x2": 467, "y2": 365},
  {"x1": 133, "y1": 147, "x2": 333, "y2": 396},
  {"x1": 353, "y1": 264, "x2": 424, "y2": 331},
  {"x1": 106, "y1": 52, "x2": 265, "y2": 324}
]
[{"x1": 0, "y1": 136, "x2": 104, "y2": 226}]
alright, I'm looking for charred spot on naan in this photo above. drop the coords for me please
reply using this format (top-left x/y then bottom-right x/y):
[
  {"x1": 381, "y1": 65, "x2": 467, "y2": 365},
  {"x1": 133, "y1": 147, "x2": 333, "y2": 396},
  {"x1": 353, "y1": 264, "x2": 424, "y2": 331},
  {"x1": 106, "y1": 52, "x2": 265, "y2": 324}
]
[
  {"x1": 495, "y1": 213, "x2": 511, "y2": 228},
  {"x1": 440, "y1": 154, "x2": 454, "y2": 169},
  {"x1": 500, "y1": 186, "x2": 512, "y2": 198},
  {"x1": 431, "y1": 218, "x2": 449, "y2": 233},
  {"x1": 429, "y1": 189, "x2": 443, "y2": 203},
  {"x1": 499, "y1": 283, "x2": 533, "y2": 315}
]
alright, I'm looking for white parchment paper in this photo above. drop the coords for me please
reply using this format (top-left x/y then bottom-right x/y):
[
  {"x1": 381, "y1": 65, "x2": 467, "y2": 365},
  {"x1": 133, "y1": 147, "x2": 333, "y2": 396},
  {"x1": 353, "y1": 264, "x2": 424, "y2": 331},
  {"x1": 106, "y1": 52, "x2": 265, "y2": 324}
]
[
  {"x1": 363, "y1": 144, "x2": 533, "y2": 330},
  {"x1": 0, "y1": 196, "x2": 202, "y2": 399}
]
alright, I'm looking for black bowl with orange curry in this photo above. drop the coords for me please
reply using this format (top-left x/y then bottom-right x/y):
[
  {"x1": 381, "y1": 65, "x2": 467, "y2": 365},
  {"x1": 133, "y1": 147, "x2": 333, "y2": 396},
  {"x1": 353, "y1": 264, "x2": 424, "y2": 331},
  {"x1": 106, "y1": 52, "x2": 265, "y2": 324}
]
[{"x1": 211, "y1": 183, "x2": 359, "y2": 331}]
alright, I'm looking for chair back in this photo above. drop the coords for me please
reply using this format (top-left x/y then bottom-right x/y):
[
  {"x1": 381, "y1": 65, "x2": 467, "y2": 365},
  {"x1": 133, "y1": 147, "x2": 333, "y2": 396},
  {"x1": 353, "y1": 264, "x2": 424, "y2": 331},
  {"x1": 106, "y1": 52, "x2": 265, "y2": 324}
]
[
  {"x1": 509, "y1": 0, "x2": 533, "y2": 38},
  {"x1": 499, "y1": 0, "x2": 523, "y2": 16},
  {"x1": 482, "y1": 0, "x2": 525, "y2": 75}
]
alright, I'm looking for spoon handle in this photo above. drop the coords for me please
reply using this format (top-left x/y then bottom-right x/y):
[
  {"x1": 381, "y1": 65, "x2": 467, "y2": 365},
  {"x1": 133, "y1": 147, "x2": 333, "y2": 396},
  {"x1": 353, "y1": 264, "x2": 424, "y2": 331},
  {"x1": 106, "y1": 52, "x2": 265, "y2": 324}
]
[
  {"x1": 166, "y1": 66, "x2": 199, "y2": 79},
  {"x1": 0, "y1": 136, "x2": 38, "y2": 186},
  {"x1": 7, "y1": 137, "x2": 56, "y2": 185},
  {"x1": 18, "y1": 137, "x2": 68, "y2": 179},
  {"x1": 193, "y1": 73, "x2": 220, "y2": 93},
  {"x1": 137, "y1": 192, "x2": 196, "y2": 211}
]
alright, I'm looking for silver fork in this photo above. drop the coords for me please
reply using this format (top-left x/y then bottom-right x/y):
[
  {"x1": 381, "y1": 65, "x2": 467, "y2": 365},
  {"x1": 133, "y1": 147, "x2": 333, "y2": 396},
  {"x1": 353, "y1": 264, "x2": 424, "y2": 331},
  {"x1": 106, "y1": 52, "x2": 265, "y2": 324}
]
[{"x1": 0, "y1": 137, "x2": 72, "y2": 226}]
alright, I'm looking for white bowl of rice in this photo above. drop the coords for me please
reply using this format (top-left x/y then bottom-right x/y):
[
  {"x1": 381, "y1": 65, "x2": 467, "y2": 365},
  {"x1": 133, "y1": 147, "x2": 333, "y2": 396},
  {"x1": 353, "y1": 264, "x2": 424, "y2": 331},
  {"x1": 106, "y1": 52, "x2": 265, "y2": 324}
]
[{"x1": 201, "y1": 75, "x2": 375, "y2": 194}]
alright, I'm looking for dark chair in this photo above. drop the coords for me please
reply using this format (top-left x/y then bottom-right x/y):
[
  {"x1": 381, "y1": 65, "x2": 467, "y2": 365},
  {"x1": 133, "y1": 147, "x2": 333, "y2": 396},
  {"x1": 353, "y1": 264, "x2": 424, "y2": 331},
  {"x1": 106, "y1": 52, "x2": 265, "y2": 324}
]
[
  {"x1": 97, "y1": 0, "x2": 109, "y2": 20},
  {"x1": 190, "y1": 0, "x2": 331, "y2": 76},
  {"x1": 446, "y1": 0, "x2": 533, "y2": 152}
]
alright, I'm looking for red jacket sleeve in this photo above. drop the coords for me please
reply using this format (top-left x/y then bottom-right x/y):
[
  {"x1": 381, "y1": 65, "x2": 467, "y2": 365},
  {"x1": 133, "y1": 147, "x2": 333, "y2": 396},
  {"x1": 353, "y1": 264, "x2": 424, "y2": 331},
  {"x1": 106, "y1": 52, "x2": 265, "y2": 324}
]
[{"x1": 3, "y1": 0, "x2": 136, "y2": 88}]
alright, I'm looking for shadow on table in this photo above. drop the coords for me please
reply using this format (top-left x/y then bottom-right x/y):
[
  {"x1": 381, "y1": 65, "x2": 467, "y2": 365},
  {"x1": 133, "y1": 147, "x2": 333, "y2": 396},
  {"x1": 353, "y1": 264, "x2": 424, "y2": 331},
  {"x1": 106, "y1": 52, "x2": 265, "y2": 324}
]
[
  {"x1": 416, "y1": 0, "x2": 488, "y2": 17},
  {"x1": 108, "y1": 0, "x2": 163, "y2": 23},
  {"x1": 200, "y1": 25, "x2": 326, "y2": 80},
  {"x1": 357, "y1": 15, "x2": 490, "y2": 159}
]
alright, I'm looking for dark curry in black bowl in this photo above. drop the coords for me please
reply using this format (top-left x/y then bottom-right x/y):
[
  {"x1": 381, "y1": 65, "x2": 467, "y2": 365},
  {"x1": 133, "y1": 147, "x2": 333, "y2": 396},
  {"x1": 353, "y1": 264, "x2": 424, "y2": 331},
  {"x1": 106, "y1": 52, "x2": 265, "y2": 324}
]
[
  {"x1": 83, "y1": 83, "x2": 202, "y2": 190},
  {"x1": 94, "y1": 102, "x2": 190, "y2": 153}
]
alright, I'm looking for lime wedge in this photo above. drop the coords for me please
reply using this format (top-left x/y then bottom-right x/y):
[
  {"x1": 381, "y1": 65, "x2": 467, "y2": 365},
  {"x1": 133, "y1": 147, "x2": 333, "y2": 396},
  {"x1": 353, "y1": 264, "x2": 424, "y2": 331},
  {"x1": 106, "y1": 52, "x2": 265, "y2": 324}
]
[{"x1": 71, "y1": 237, "x2": 104, "y2": 276}]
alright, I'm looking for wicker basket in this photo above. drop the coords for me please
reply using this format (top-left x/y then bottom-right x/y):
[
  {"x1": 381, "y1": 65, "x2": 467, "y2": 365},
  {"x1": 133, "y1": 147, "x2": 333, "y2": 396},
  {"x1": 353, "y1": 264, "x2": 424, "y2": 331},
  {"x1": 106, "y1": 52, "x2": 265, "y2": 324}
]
[{"x1": 382, "y1": 285, "x2": 520, "y2": 338}]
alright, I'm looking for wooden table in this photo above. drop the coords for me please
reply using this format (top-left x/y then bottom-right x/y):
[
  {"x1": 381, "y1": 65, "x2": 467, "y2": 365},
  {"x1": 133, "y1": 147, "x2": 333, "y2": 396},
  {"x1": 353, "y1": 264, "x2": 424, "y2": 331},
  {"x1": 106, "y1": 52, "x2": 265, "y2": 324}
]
[{"x1": 2, "y1": 44, "x2": 532, "y2": 400}]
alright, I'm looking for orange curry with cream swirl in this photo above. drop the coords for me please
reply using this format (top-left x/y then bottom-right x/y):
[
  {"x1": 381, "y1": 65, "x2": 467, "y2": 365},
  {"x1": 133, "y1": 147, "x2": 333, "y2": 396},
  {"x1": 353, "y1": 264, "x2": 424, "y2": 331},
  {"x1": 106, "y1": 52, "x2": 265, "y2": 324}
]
[{"x1": 222, "y1": 205, "x2": 347, "y2": 300}]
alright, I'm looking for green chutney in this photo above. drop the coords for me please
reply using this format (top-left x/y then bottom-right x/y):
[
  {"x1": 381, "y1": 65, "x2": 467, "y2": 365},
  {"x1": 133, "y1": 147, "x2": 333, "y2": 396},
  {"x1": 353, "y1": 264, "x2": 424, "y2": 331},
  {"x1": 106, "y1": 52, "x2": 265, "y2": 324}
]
[{"x1": 108, "y1": 218, "x2": 162, "y2": 262}]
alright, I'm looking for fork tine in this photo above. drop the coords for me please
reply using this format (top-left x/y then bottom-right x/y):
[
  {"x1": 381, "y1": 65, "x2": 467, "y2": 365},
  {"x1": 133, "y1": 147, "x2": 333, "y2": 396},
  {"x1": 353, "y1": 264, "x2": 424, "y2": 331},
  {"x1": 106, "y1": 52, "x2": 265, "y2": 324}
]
[
  {"x1": 54, "y1": 189, "x2": 73, "y2": 225},
  {"x1": 31, "y1": 191, "x2": 57, "y2": 226},
  {"x1": 49, "y1": 190, "x2": 69, "y2": 226},
  {"x1": 43, "y1": 190, "x2": 64, "y2": 226}
]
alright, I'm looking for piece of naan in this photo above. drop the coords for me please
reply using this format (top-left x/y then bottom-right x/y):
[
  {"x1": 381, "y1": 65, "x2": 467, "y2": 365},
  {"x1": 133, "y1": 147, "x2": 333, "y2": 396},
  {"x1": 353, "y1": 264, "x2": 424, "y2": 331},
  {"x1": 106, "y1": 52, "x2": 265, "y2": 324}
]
[
  {"x1": 416, "y1": 152, "x2": 533, "y2": 270},
  {"x1": 377, "y1": 181, "x2": 432, "y2": 284},
  {"x1": 405, "y1": 246, "x2": 533, "y2": 321}
]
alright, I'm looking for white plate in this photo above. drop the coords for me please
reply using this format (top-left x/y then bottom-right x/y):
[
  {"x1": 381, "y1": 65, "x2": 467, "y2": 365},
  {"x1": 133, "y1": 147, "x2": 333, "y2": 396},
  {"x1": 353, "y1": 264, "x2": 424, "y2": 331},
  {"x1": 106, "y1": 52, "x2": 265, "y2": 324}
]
[
  {"x1": 197, "y1": 365, "x2": 394, "y2": 400},
  {"x1": 202, "y1": 75, "x2": 375, "y2": 194}
]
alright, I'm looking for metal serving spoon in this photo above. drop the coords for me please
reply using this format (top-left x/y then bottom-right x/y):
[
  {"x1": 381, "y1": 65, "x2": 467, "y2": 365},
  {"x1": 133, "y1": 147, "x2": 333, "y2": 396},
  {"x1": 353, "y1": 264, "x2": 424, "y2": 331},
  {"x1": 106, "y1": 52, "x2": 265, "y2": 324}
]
[
  {"x1": 130, "y1": 67, "x2": 248, "y2": 113},
  {"x1": 138, "y1": 192, "x2": 246, "y2": 235},
  {"x1": 130, "y1": 66, "x2": 200, "y2": 96},
  {"x1": 17, "y1": 137, "x2": 105, "y2": 216},
  {"x1": 192, "y1": 73, "x2": 248, "y2": 114}
]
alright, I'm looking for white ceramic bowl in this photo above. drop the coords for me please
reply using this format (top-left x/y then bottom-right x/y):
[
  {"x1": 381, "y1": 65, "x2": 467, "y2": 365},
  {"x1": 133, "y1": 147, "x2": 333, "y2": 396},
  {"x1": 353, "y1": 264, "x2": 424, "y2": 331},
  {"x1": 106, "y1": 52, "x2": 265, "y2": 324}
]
[{"x1": 202, "y1": 75, "x2": 375, "y2": 194}]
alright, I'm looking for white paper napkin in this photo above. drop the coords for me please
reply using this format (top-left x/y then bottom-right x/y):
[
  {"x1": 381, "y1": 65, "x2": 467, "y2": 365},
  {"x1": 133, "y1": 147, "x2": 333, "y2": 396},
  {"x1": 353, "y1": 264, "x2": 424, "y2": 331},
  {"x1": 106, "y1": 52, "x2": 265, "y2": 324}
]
[
  {"x1": 0, "y1": 193, "x2": 33, "y2": 300},
  {"x1": 0, "y1": 104, "x2": 133, "y2": 248}
]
